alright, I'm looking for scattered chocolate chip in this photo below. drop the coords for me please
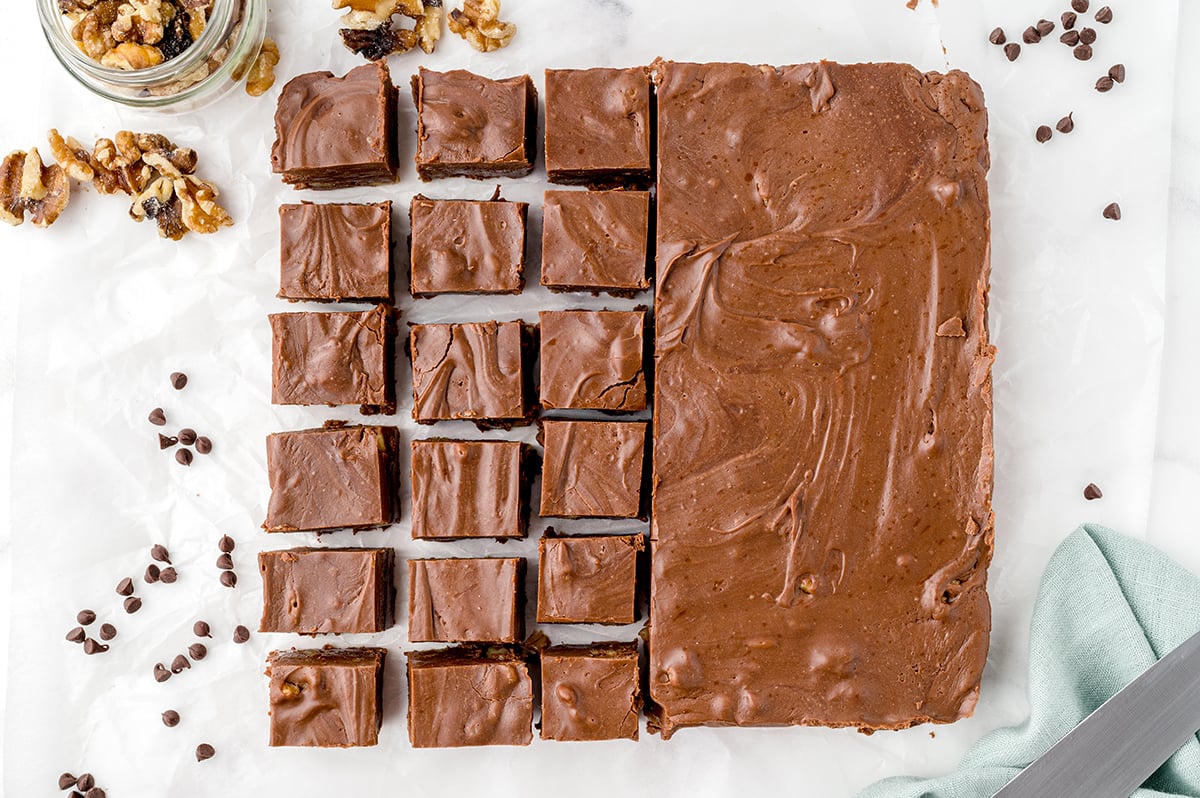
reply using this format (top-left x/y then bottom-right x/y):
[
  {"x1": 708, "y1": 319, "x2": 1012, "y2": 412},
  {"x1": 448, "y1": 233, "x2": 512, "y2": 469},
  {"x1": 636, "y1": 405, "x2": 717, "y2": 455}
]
[
  {"x1": 1084, "y1": 482, "x2": 1103, "y2": 500},
  {"x1": 1056, "y1": 113, "x2": 1075, "y2": 133},
  {"x1": 1035, "y1": 125, "x2": 1053, "y2": 143},
  {"x1": 85, "y1": 788, "x2": 106, "y2": 798},
  {"x1": 1060, "y1": 30, "x2": 1080, "y2": 46},
  {"x1": 159, "y1": 567, "x2": 178, "y2": 584},
  {"x1": 124, "y1": 596, "x2": 143, "y2": 614},
  {"x1": 196, "y1": 743, "x2": 215, "y2": 762},
  {"x1": 219, "y1": 570, "x2": 238, "y2": 588},
  {"x1": 99, "y1": 623, "x2": 117, "y2": 641},
  {"x1": 1022, "y1": 26, "x2": 1041, "y2": 44},
  {"x1": 158, "y1": 434, "x2": 178, "y2": 449},
  {"x1": 1072, "y1": 0, "x2": 1089, "y2": 12},
  {"x1": 66, "y1": 627, "x2": 87, "y2": 643},
  {"x1": 76, "y1": 774, "x2": 95, "y2": 791},
  {"x1": 233, "y1": 625, "x2": 250, "y2": 644},
  {"x1": 1036, "y1": 19, "x2": 1054, "y2": 36},
  {"x1": 171, "y1": 654, "x2": 191, "y2": 673},
  {"x1": 1095, "y1": 5, "x2": 1112, "y2": 23},
  {"x1": 70, "y1": 791, "x2": 84, "y2": 798},
  {"x1": 77, "y1": 609, "x2": 97, "y2": 626},
  {"x1": 145, "y1": 564, "x2": 160, "y2": 584},
  {"x1": 1062, "y1": 10, "x2": 1077, "y2": 28},
  {"x1": 59, "y1": 773, "x2": 77, "y2": 790},
  {"x1": 989, "y1": 27, "x2": 1006, "y2": 45},
  {"x1": 216, "y1": 553, "x2": 234, "y2": 570},
  {"x1": 1103, "y1": 202, "x2": 1122, "y2": 220},
  {"x1": 148, "y1": 407, "x2": 166, "y2": 426},
  {"x1": 195, "y1": 436, "x2": 213, "y2": 455},
  {"x1": 1074, "y1": 43, "x2": 1093, "y2": 60},
  {"x1": 162, "y1": 709, "x2": 180, "y2": 727},
  {"x1": 117, "y1": 577, "x2": 135, "y2": 595},
  {"x1": 1109, "y1": 63, "x2": 1126, "y2": 83},
  {"x1": 170, "y1": 372, "x2": 188, "y2": 390},
  {"x1": 188, "y1": 643, "x2": 208, "y2": 661},
  {"x1": 1004, "y1": 42, "x2": 1021, "y2": 61},
  {"x1": 176, "y1": 449, "x2": 194, "y2": 467},
  {"x1": 83, "y1": 638, "x2": 109, "y2": 655},
  {"x1": 218, "y1": 534, "x2": 235, "y2": 553},
  {"x1": 178, "y1": 428, "x2": 197, "y2": 446},
  {"x1": 193, "y1": 620, "x2": 211, "y2": 638},
  {"x1": 1096, "y1": 75, "x2": 1114, "y2": 92},
  {"x1": 154, "y1": 663, "x2": 172, "y2": 682},
  {"x1": 1079, "y1": 26, "x2": 1097, "y2": 44},
  {"x1": 151, "y1": 544, "x2": 172, "y2": 563}
]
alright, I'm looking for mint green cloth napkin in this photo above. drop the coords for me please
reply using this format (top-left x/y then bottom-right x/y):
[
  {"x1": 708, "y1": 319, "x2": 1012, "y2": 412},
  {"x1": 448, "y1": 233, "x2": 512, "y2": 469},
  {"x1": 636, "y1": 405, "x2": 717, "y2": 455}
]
[{"x1": 859, "y1": 524, "x2": 1200, "y2": 798}]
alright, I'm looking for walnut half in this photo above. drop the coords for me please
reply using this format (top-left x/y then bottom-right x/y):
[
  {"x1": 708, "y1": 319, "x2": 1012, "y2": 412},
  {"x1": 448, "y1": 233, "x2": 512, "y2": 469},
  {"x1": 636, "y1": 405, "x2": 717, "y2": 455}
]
[
  {"x1": 448, "y1": 0, "x2": 514, "y2": 52},
  {"x1": 0, "y1": 149, "x2": 71, "y2": 228}
]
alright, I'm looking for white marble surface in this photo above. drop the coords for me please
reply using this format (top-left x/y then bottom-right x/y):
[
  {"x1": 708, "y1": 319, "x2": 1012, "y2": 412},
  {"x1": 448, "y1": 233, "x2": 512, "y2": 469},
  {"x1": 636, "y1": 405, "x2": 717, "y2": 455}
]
[{"x1": 0, "y1": 0, "x2": 1196, "y2": 794}]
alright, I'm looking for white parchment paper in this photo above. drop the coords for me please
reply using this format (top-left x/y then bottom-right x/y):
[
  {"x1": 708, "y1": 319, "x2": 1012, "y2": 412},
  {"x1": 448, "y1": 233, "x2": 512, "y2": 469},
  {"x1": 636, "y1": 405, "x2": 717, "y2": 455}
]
[{"x1": 1, "y1": 0, "x2": 1179, "y2": 795}]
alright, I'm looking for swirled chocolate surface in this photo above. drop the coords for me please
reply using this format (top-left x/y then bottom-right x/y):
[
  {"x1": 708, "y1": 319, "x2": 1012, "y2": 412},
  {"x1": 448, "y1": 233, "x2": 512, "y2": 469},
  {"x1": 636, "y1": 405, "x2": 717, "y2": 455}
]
[
  {"x1": 409, "y1": 195, "x2": 527, "y2": 296},
  {"x1": 410, "y1": 439, "x2": 528, "y2": 540},
  {"x1": 408, "y1": 557, "x2": 523, "y2": 643},
  {"x1": 540, "y1": 643, "x2": 641, "y2": 742},
  {"x1": 540, "y1": 190, "x2": 651, "y2": 295},
  {"x1": 267, "y1": 647, "x2": 385, "y2": 748},
  {"x1": 407, "y1": 647, "x2": 533, "y2": 747},
  {"x1": 544, "y1": 67, "x2": 653, "y2": 185},
  {"x1": 409, "y1": 320, "x2": 528, "y2": 424},
  {"x1": 259, "y1": 547, "x2": 394, "y2": 634},
  {"x1": 649, "y1": 61, "x2": 994, "y2": 736},
  {"x1": 279, "y1": 202, "x2": 392, "y2": 302},
  {"x1": 539, "y1": 420, "x2": 646, "y2": 518},
  {"x1": 539, "y1": 309, "x2": 646, "y2": 411},
  {"x1": 537, "y1": 533, "x2": 642, "y2": 624}
]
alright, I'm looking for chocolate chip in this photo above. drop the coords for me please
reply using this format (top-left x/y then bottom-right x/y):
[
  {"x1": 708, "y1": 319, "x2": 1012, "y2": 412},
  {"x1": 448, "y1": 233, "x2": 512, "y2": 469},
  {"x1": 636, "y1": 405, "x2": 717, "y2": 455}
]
[
  {"x1": 1084, "y1": 482, "x2": 1103, "y2": 500},
  {"x1": 162, "y1": 709, "x2": 180, "y2": 727},
  {"x1": 188, "y1": 643, "x2": 207, "y2": 660},
  {"x1": 99, "y1": 623, "x2": 117, "y2": 641},
  {"x1": 169, "y1": 372, "x2": 188, "y2": 390},
  {"x1": 1035, "y1": 125, "x2": 1053, "y2": 143},
  {"x1": 1079, "y1": 26, "x2": 1097, "y2": 44},
  {"x1": 196, "y1": 743, "x2": 215, "y2": 762},
  {"x1": 154, "y1": 663, "x2": 171, "y2": 682},
  {"x1": 171, "y1": 654, "x2": 191, "y2": 673},
  {"x1": 1095, "y1": 5, "x2": 1112, "y2": 23},
  {"x1": 1072, "y1": 0, "x2": 1089, "y2": 11},
  {"x1": 1056, "y1": 113, "x2": 1075, "y2": 133},
  {"x1": 218, "y1": 534, "x2": 235, "y2": 553},
  {"x1": 77, "y1": 609, "x2": 97, "y2": 625},
  {"x1": 1062, "y1": 10, "x2": 1077, "y2": 28},
  {"x1": 233, "y1": 625, "x2": 250, "y2": 644},
  {"x1": 148, "y1": 407, "x2": 166, "y2": 426},
  {"x1": 1109, "y1": 63, "x2": 1125, "y2": 83},
  {"x1": 1103, "y1": 202, "x2": 1122, "y2": 220},
  {"x1": 86, "y1": 788, "x2": 106, "y2": 798},
  {"x1": 118, "y1": 576, "x2": 135, "y2": 595},
  {"x1": 1074, "y1": 43, "x2": 1093, "y2": 60},
  {"x1": 1096, "y1": 76, "x2": 1114, "y2": 92},
  {"x1": 195, "y1": 436, "x2": 213, "y2": 455},
  {"x1": 59, "y1": 773, "x2": 77, "y2": 790},
  {"x1": 159, "y1": 567, "x2": 178, "y2": 584},
  {"x1": 76, "y1": 774, "x2": 95, "y2": 791},
  {"x1": 178, "y1": 428, "x2": 197, "y2": 446},
  {"x1": 151, "y1": 544, "x2": 171, "y2": 563},
  {"x1": 988, "y1": 27, "x2": 1006, "y2": 45},
  {"x1": 1060, "y1": 30, "x2": 1080, "y2": 46},
  {"x1": 176, "y1": 449, "x2": 193, "y2": 467},
  {"x1": 1004, "y1": 42, "x2": 1021, "y2": 61},
  {"x1": 83, "y1": 638, "x2": 108, "y2": 655},
  {"x1": 70, "y1": 791, "x2": 84, "y2": 798},
  {"x1": 1022, "y1": 26, "x2": 1041, "y2": 44},
  {"x1": 123, "y1": 596, "x2": 143, "y2": 614},
  {"x1": 145, "y1": 566, "x2": 162, "y2": 585},
  {"x1": 219, "y1": 570, "x2": 238, "y2": 588},
  {"x1": 1036, "y1": 19, "x2": 1054, "y2": 36},
  {"x1": 66, "y1": 627, "x2": 87, "y2": 643},
  {"x1": 158, "y1": 434, "x2": 178, "y2": 449},
  {"x1": 216, "y1": 553, "x2": 234, "y2": 570},
  {"x1": 193, "y1": 620, "x2": 211, "y2": 638}
]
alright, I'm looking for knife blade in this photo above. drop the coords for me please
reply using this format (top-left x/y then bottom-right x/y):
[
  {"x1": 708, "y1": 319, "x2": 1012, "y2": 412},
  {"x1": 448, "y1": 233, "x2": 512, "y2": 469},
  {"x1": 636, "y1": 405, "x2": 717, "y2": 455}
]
[{"x1": 992, "y1": 627, "x2": 1200, "y2": 798}]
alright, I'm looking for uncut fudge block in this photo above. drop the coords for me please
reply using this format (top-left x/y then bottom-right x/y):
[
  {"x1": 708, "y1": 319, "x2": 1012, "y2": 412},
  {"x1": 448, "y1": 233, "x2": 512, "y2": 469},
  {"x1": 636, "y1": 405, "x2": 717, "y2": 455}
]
[
  {"x1": 409, "y1": 195, "x2": 527, "y2": 296},
  {"x1": 259, "y1": 547, "x2": 395, "y2": 634},
  {"x1": 537, "y1": 533, "x2": 642, "y2": 624},
  {"x1": 278, "y1": 202, "x2": 392, "y2": 303},
  {"x1": 270, "y1": 304, "x2": 395, "y2": 414},
  {"x1": 271, "y1": 61, "x2": 398, "y2": 190},
  {"x1": 650, "y1": 61, "x2": 994, "y2": 737},
  {"x1": 412, "y1": 68, "x2": 537, "y2": 181},
  {"x1": 408, "y1": 557, "x2": 524, "y2": 643},
  {"x1": 540, "y1": 643, "x2": 640, "y2": 742},
  {"x1": 409, "y1": 321, "x2": 528, "y2": 425},
  {"x1": 539, "y1": 420, "x2": 646, "y2": 518},
  {"x1": 263, "y1": 425, "x2": 400, "y2": 533},
  {"x1": 540, "y1": 190, "x2": 651, "y2": 295},
  {"x1": 410, "y1": 439, "x2": 529, "y2": 540},
  {"x1": 407, "y1": 647, "x2": 533, "y2": 747},
  {"x1": 544, "y1": 67, "x2": 652, "y2": 186},
  {"x1": 539, "y1": 309, "x2": 646, "y2": 411},
  {"x1": 267, "y1": 647, "x2": 386, "y2": 747}
]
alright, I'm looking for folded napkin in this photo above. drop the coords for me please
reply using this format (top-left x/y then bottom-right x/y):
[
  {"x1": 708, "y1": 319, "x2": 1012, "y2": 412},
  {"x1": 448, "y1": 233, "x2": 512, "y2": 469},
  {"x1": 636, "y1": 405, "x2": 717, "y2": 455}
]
[{"x1": 859, "y1": 524, "x2": 1200, "y2": 798}]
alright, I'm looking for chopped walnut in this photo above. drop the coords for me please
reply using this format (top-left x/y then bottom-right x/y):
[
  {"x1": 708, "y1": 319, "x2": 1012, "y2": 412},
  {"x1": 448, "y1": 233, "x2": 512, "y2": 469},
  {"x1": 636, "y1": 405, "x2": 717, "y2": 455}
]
[
  {"x1": 101, "y1": 41, "x2": 164, "y2": 69},
  {"x1": 244, "y1": 37, "x2": 279, "y2": 96},
  {"x1": 340, "y1": 21, "x2": 417, "y2": 59},
  {"x1": 0, "y1": 149, "x2": 71, "y2": 228},
  {"x1": 91, "y1": 136, "x2": 152, "y2": 195},
  {"x1": 72, "y1": 11, "x2": 117, "y2": 59},
  {"x1": 174, "y1": 175, "x2": 232, "y2": 235},
  {"x1": 47, "y1": 129, "x2": 95, "y2": 183},
  {"x1": 416, "y1": 0, "x2": 442, "y2": 53},
  {"x1": 60, "y1": 0, "x2": 208, "y2": 68},
  {"x1": 113, "y1": 0, "x2": 165, "y2": 44},
  {"x1": 130, "y1": 176, "x2": 187, "y2": 239},
  {"x1": 448, "y1": 0, "x2": 515, "y2": 52},
  {"x1": 135, "y1": 133, "x2": 198, "y2": 174}
]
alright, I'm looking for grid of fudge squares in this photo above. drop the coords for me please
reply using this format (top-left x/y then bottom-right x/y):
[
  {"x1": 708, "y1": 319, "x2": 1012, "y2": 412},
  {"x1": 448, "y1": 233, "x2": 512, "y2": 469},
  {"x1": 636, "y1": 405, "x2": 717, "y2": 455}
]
[
  {"x1": 410, "y1": 439, "x2": 531, "y2": 540},
  {"x1": 537, "y1": 532, "x2": 642, "y2": 625},
  {"x1": 541, "y1": 190, "x2": 651, "y2": 295},
  {"x1": 544, "y1": 67, "x2": 653, "y2": 186},
  {"x1": 539, "y1": 420, "x2": 648, "y2": 518},
  {"x1": 540, "y1": 643, "x2": 641, "y2": 742},
  {"x1": 539, "y1": 309, "x2": 647, "y2": 412},
  {"x1": 409, "y1": 193, "x2": 527, "y2": 296},
  {"x1": 407, "y1": 557, "x2": 524, "y2": 643},
  {"x1": 409, "y1": 320, "x2": 531, "y2": 425},
  {"x1": 259, "y1": 547, "x2": 395, "y2": 635},
  {"x1": 407, "y1": 646, "x2": 533, "y2": 747},
  {"x1": 278, "y1": 201, "x2": 393, "y2": 303},
  {"x1": 267, "y1": 648, "x2": 386, "y2": 747}
]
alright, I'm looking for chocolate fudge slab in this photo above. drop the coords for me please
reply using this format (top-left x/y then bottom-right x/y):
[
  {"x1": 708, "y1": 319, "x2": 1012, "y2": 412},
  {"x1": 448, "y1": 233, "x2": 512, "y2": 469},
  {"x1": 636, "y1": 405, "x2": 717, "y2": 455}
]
[
  {"x1": 259, "y1": 547, "x2": 395, "y2": 635},
  {"x1": 407, "y1": 646, "x2": 533, "y2": 747},
  {"x1": 409, "y1": 195, "x2": 528, "y2": 296},
  {"x1": 544, "y1": 67, "x2": 652, "y2": 186},
  {"x1": 267, "y1": 647, "x2": 386, "y2": 747},
  {"x1": 408, "y1": 557, "x2": 524, "y2": 643},
  {"x1": 270, "y1": 304, "x2": 395, "y2": 414},
  {"x1": 410, "y1": 439, "x2": 528, "y2": 540},
  {"x1": 264, "y1": 425, "x2": 400, "y2": 533},
  {"x1": 410, "y1": 321, "x2": 528, "y2": 425},
  {"x1": 540, "y1": 643, "x2": 640, "y2": 741},
  {"x1": 540, "y1": 190, "x2": 651, "y2": 295},
  {"x1": 271, "y1": 61, "x2": 398, "y2": 190},
  {"x1": 412, "y1": 68, "x2": 537, "y2": 181},
  {"x1": 651, "y1": 61, "x2": 994, "y2": 737},
  {"x1": 537, "y1": 533, "x2": 642, "y2": 624},
  {"x1": 539, "y1": 309, "x2": 646, "y2": 411},
  {"x1": 279, "y1": 202, "x2": 392, "y2": 303},
  {"x1": 539, "y1": 420, "x2": 646, "y2": 518}
]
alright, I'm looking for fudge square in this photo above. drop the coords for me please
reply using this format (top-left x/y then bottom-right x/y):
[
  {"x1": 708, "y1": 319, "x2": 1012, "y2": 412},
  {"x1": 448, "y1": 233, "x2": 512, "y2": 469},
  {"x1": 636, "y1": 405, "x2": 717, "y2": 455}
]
[
  {"x1": 539, "y1": 309, "x2": 646, "y2": 412},
  {"x1": 540, "y1": 190, "x2": 651, "y2": 295},
  {"x1": 544, "y1": 67, "x2": 652, "y2": 185},
  {"x1": 537, "y1": 533, "x2": 642, "y2": 625},
  {"x1": 271, "y1": 61, "x2": 397, "y2": 190},
  {"x1": 407, "y1": 646, "x2": 533, "y2": 747},
  {"x1": 409, "y1": 321, "x2": 528, "y2": 424},
  {"x1": 267, "y1": 647, "x2": 386, "y2": 747},
  {"x1": 409, "y1": 194, "x2": 527, "y2": 296},
  {"x1": 263, "y1": 424, "x2": 400, "y2": 533},
  {"x1": 278, "y1": 201, "x2": 392, "y2": 303},
  {"x1": 539, "y1": 420, "x2": 647, "y2": 518},
  {"x1": 410, "y1": 439, "x2": 528, "y2": 540},
  {"x1": 412, "y1": 67, "x2": 537, "y2": 181},
  {"x1": 270, "y1": 304, "x2": 395, "y2": 414},
  {"x1": 540, "y1": 643, "x2": 640, "y2": 742},
  {"x1": 408, "y1": 557, "x2": 524, "y2": 643},
  {"x1": 259, "y1": 547, "x2": 395, "y2": 635}
]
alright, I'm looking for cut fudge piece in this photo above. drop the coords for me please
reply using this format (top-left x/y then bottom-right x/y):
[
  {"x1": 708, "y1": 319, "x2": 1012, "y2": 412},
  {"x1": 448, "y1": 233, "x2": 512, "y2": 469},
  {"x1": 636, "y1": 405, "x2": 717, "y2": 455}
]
[
  {"x1": 539, "y1": 420, "x2": 646, "y2": 518},
  {"x1": 407, "y1": 646, "x2": 532, "y2": 747},
  {"x1": 409, "y1": 320, "x2": 529, "y2": 425},
  {"x1": 537, "y1": 533, "x2": 642, "y2": 624},
  {"x1": 270, "y1": 304, "x2": 395, "y2": 414},
  {"x1": 540, "y1": 190, "x2": 651, "y2": 296},
  {"x1": 410, "y1": 439, "x2": 529, "y2": 540},
  {"x1": 271, "y1": 61, "x2": 398, "y2": 190},
  {"x1": 278, "y1": 201, "x2": 393, "y2": 303},
  {"x1": 259, "y1": 547, "x2": 395, "y2": 634},
  {"x1": 544, "y1": 67, "x2": 652, "y2": 186},
  {"x1": 408, "y1": 557, "x2": 524, "y2": 643},
  {"x1": 539, "y1": 309, "x2": 646, "y2": 411},
  {"x1": 409, "y1": 194, "x2": 527, "y2": 296},
  {"x1": 267, "y1": 647, "x2": 386, "y2": 747},
  {"x1": 263, "y1": 424, "x2": 400, "y2": 533},
  {"x1": 412, "y1": 67, "x2": 536, "y2": 181},
  {"x1": 540, "y1": 643, "x2": 640, "y2": 741},
  {"x1": 651, "y1": 61, "x2": 994, "y2": 736}
]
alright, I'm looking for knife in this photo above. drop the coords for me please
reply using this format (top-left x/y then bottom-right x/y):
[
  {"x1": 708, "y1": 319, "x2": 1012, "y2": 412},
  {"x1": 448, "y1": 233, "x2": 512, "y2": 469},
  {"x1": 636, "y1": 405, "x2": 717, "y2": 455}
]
[{"x1": 992, "y1": 628, "x2": 1200, "y2": 798}]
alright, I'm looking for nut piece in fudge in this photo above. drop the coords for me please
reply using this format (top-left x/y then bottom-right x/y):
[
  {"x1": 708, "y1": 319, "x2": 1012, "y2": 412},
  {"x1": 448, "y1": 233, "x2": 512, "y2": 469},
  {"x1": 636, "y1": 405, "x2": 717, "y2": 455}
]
[
  {"x1": 408, "y1": 557, "x2": 524, "y2": 643},
  {"x1": 409, "y1": 320, "x2": 529, "y2": 425},
  {"x1": 539, "y1": 420, "x2": 647, "y2": 518},
  {"x1": 409, "y1": 193, "x2": 527, "y2": 296},
  {"x1": 539, "y1": 309, "x2": 646, "y2": 411},
  {"x1": 544, "y1": 67, "x2": 652, "y2": 186},
  {"x1": 537, "y1": 532, "x2": 642, "y2": 625},
  {"x1": 410, "y1": 439, "x2": 530, "y2": 540},
  {"x1": 540, "y1": 190, "x2": 651, "y2": 295},
  {"x1": 259, "y1": 547, "x2": 395, "y2": 634},
  {"x1": 540, "y1": 643, "x2": 641, "y2": 742},
  {"x1": 267, "y1": 647, "x2": 386, "y2": 747},
  {"x1": 407, "y1": 646, "x2": 532, "y2": 747},
  {"x1": 278, "y1": 202, "x2": 393, "y2": 303}
]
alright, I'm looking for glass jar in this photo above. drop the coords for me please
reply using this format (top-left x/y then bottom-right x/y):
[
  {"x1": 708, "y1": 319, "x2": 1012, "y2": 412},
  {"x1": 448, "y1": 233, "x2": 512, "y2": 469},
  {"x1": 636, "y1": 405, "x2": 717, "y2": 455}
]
[{"x1": 37, "y1": 0, "x2": 267, "y2": 111}]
